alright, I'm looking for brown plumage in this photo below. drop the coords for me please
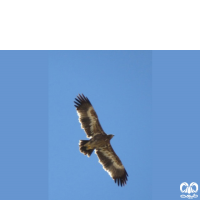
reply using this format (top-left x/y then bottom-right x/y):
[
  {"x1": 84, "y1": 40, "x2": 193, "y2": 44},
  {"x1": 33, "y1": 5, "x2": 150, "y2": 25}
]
[{"x1": 74, "y1": 94, "x2": 128, "y2": 186}]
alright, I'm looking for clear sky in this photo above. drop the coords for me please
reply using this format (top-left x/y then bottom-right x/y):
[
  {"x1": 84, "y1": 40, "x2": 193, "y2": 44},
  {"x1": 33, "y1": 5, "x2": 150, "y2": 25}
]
[
  {"x1": 49, "y1": 51, "x2": 152, "y2": 200},
  {"x1": 1, "y1": 51, "x2": 199, "y2": 200}
]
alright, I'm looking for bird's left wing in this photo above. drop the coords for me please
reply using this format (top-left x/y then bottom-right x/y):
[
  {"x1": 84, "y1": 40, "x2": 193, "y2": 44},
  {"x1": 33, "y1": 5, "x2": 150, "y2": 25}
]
[{"x1": 95, "y1": 145, "x2": 128, "y2": 186}]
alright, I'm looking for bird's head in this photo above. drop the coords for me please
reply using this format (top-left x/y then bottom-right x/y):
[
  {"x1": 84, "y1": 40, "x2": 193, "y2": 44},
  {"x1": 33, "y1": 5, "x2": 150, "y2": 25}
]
[{"x1": 108, "y1": 134, "x2": 114, "y2": 140}]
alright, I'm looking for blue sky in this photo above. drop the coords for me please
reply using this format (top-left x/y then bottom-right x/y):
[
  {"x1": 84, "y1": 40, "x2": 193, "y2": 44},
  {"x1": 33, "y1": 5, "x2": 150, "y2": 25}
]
[
  {"x1": 49, "y1": 51, "x2": 152, "y2": 200},
  {"x1": 0, "y1": 51, "x2": 200, "y2": 200}
]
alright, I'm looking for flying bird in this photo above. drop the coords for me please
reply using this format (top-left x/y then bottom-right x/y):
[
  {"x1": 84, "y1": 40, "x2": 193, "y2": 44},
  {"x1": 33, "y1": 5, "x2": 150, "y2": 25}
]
[{"x1": 74, "y1": 94, "x2": 128, "y2": 186}]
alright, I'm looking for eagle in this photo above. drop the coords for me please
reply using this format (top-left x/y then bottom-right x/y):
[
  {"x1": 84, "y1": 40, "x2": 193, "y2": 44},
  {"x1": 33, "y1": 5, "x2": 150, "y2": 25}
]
[{"x1": 74, "y1": 94, "x2": 128, "y2": 186}]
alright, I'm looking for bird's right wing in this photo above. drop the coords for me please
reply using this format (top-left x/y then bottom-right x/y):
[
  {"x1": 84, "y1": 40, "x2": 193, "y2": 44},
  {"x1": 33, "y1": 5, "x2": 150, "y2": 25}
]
[{"x1": 74, "y1": 94, "x2": 106, "y2": 138}]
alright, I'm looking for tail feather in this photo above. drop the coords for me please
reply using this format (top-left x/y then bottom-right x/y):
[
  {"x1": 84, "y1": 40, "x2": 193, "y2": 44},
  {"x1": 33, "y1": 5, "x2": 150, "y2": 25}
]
[{"x1": 79, "y1": 140, "x2": 94, "y2": 157}]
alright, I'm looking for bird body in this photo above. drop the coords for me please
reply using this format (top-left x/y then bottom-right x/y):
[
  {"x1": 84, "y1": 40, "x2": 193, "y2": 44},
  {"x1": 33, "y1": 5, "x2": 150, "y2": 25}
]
[{"x1": 74, "y1": 94, "x2": 128, "y2": 186}]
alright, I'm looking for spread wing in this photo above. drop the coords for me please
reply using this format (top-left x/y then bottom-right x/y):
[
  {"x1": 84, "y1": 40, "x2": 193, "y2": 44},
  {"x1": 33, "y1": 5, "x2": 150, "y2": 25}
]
[
  {"x1": 74, "y1": 94, "x2": 106, "y2": 138},
  {"x1": 95, "y1": 145, "x2": 128, "y2": 186}
]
